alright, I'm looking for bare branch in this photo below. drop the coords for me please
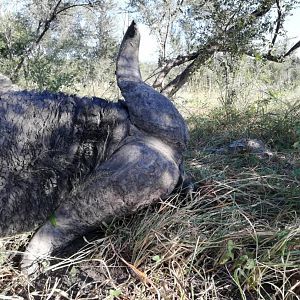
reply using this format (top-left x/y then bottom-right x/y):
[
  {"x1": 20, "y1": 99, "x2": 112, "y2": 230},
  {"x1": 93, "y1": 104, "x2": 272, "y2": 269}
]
[
  {"x1": 283, "y1": 40, "x2": 300, "y2": 58},
  {"x1": 268, "y1": 0, "x2": 282, "y2": 55},
  {"x1": 152, "y1": 51, "x2": 200, "y2": 89},
  {"x1": 161, "y1": 43, "x2": 217, "y2": 96},
  {"x1": 246, "y1": 39, "x2": 300, "y2": 63},
  {"x1": 161, "y1": 60, "x2": 197, "y2": 97}
]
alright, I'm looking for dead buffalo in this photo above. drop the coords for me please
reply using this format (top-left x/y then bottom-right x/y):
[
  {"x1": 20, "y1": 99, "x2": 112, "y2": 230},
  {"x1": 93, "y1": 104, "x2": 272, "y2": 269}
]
[{"x1": 0, "y1": 21, "x2": 189, "y2": 275}]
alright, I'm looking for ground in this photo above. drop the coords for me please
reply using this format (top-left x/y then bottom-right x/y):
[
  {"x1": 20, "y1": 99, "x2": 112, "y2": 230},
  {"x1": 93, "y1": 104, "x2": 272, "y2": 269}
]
[{"x1": 0, "y1": 91, "x2": 300, "y2": 300}]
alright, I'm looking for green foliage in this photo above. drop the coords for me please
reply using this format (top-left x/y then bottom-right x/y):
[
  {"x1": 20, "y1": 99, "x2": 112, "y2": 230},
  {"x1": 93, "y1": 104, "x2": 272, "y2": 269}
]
[
  {"x1": 152, "y1": 255, "x2": 162, "y2": 263},
  {"x1": 24, "y1": 53, "x2": 80, "y2": 91},
  {"x1": 219, "y1": 239, "x2": 236, "y2": 264},
  {"x1": 49, "y1": 213, "x2": 57, "y2": 227},
  {"x1": 292, "y1": 127, "x2": 300, "y2": 177},
  {"x1": 0, "y1": 14, "x2": 34, "y2": 58},
  {"x1": 293, "y1": 125, "x2": 300, "y2": 150},
  {"x1": 0, "y1": 0, "x2": 118, "y2": 91},
  {"x1": 109, "y1": 289, "x2": 122, "y2": 298},
  {"x1": 130, "y1": 0, "x2": 297, "y2": 60},
  {"x1": 0, "y1": 13, "x2": 34, "y2": 75}
]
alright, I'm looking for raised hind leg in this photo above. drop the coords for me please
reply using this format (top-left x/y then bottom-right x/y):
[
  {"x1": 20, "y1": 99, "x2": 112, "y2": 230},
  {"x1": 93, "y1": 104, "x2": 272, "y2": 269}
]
[{"x1": 21, "y1": 136, "x2": 180, "y2": 275}]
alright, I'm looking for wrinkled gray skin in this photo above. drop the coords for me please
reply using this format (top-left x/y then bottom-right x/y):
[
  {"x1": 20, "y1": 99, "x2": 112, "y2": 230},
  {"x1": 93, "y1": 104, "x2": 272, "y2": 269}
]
[{"x1": 0, "y1": 22, "x2": 189, "y2": 275}]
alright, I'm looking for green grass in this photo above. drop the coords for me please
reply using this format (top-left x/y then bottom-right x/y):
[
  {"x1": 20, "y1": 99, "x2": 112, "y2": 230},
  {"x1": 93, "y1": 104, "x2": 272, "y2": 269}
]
[{"x1": 0, "y1": 89, "x2": 300, "y2": 299}]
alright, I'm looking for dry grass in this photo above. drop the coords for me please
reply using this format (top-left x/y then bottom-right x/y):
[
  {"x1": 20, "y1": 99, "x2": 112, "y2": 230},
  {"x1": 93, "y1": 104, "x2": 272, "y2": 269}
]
[
  {"x1": 1, "y1": 148, "x2": 299, "y2": 299},
  {"x1": 1, "y1": 86, "x2": 300, "y2": 299}
]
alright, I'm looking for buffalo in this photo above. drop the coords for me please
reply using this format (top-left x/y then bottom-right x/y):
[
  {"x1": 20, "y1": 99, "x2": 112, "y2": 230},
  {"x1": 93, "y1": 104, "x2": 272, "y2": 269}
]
[{"x1": 0, "y1": 21, "x2": 189, "y2": 275}]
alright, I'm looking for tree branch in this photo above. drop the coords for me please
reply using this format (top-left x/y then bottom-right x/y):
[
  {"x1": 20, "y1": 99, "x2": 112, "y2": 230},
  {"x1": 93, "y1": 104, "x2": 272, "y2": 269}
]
[
  {"x1": 225, "y1": 0, "x2": 276, "y2": 36},
  {"x1": 160, "y1": 43, "x2": 217, "y2": 96},
  {"x1": 11, "y1": 0, "x2": 101, "y2": 81},
  {"x1": 12, "y1": 0, "x2": 63, "y2": 80},
  {"x1": 251, "y1": 0, "x2": 276, "y2": 18},
  {"x1": 283, "y1": 40, "x2": 300, "y2": 58},
  {"x1": 155, "y1": 0, "x2": 277, "y2": 96},
  {"x1": 246, "y1": 39, "x2": 300, "y2": 63},
  {"x1": 152, "y1": 51, "x2": 200, "y2": 89},
  {"x1": 268, "y1": 0, "x2": 282, "y2": 55}
]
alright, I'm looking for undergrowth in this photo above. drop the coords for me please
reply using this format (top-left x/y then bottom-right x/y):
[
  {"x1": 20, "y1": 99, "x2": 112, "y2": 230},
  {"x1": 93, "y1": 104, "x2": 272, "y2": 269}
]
[{"x1": 0, "y1": 95, "x2": 300, "y2": 299}]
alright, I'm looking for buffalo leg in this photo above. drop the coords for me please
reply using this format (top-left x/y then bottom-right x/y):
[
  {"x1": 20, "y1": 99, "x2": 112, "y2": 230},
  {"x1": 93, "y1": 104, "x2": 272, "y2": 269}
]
[{"x1": 21, "y1": 136, "x2": 180, "y2": 275}]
